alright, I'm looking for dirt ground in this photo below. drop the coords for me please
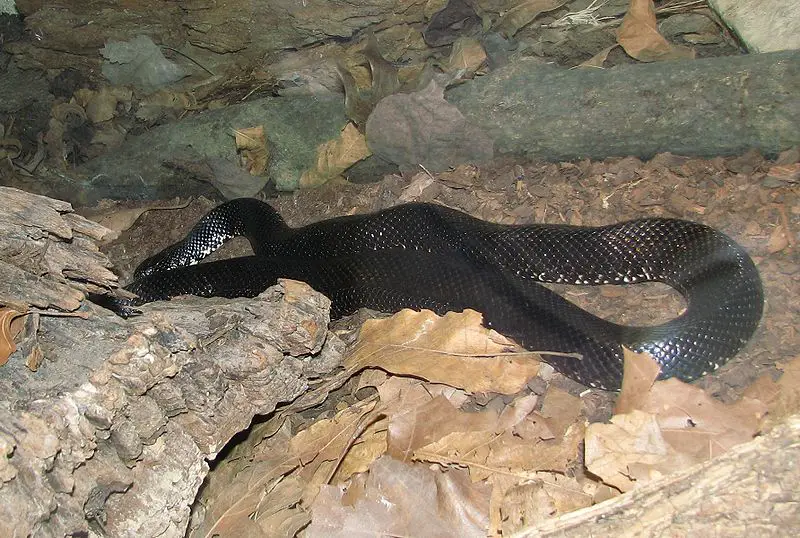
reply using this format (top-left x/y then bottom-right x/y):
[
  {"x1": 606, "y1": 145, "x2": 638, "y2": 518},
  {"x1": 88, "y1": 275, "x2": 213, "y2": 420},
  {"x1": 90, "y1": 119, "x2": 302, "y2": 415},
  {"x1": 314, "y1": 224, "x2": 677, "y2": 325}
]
[{"x1": 96, "y1": 148, "x2": 799, "y2": 408}]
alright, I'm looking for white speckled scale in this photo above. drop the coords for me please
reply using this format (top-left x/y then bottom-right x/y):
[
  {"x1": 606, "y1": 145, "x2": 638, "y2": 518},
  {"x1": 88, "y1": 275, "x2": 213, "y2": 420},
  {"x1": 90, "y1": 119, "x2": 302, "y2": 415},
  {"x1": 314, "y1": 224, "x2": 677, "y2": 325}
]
[{"x1": 119, "y1": 199, "x2": 764, "y2": 391}]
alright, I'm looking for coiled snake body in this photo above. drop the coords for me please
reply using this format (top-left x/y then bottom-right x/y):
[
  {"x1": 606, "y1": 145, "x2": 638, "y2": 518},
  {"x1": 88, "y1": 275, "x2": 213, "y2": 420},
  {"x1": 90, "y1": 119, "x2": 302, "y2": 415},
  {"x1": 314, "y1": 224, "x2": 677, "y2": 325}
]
[{"x1": 106, "y1": 199, "x2": 763, "y2": 391}]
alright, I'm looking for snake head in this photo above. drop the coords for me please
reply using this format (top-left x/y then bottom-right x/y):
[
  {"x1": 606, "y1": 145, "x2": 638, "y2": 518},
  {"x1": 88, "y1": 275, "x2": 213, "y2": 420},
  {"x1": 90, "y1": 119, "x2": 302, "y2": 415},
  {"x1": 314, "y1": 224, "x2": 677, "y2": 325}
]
[{"x1": 86, "y1": 292, "x2": 143, "y2": 319}]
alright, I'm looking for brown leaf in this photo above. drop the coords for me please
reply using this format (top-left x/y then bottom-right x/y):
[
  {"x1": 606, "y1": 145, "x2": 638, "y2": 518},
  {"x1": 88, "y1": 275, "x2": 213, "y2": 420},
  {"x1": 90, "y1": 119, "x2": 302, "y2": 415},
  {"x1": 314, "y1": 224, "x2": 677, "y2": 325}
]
[
  {"x1": 234, "y1": 125, "x2": 269, "y2": 175},
  {"x1": 617, "y1": 0, "x2": 695, "y2": 62},
  {"x1": 338, "y1": 34, "x2": 400, "y2": 126},
  {"x1": 80, "y1": 198, "x2": 190, "y2": 235},
  {"x1": 189, "y1": 423, "x2": 301, "y2": 538},
  {"x1": 300, "y1": 123, "x2": 371, "y2": 188},
  {"x1": 387, "y1": 395, "x2": 499, "y2": 462},
  {"x1": 446, "y1": 37, "x2": 487, "y2": 73},
  {"x1": 766, "y1": 162, "x2": 800, "y2": 183},
  {"x1": 646, "y1": 378, "x2": 767, "y2": 460},
  {"x1": 615, "y1": 347, "x2": 661, "y2": 414},
  {"x1": 767, "y1": 223, "x2": 790, "y2": 253},
  {"x1": 289, "y1": 399, "x2": 377, "y2": 466},
  {"x1": 344, "y1": 309, "x2": 541, "y2": 394},
  {"x1": 0, "y1": 307, "x2": 27, "y2": 366},
  {"x1": 497, "y1": 472, "x2": 592, "y2": 534},
  {"x1": 743, "y1": 356, "x2": 800, "y2": 427},
  {"x1": 493, "y1": 0, "x2": 568, "y2": 38},
  {"x1": 307, "y1": 456, "x2": 491, "y2": 537},
  {"x1": 585, "y1": 409, "x2": 684, "y2": 492},
  {"x1": 577, "y1": 44, "x2": 619, "y2": 68},
  {"x1": 539, "y1": 386, "x2": 582, "y2": 437},
  {"x1": 414, "y1": 404, "x2": 583, "y2": 481}
]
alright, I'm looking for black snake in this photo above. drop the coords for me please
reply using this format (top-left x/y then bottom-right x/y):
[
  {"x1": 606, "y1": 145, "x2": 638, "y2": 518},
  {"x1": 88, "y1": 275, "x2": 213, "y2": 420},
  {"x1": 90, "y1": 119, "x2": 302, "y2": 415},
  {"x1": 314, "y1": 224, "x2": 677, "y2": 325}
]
[{"x1": 98, "y1": 198, "x2": 764, "y2": 391}]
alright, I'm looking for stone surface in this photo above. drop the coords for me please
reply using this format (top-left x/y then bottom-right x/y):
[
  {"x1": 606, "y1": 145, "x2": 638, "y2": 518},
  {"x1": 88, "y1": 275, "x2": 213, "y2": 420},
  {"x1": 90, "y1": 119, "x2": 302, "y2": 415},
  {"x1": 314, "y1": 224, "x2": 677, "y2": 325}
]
[{"x1": 710, "y1": 0, "x2": 800, "y2": 53}]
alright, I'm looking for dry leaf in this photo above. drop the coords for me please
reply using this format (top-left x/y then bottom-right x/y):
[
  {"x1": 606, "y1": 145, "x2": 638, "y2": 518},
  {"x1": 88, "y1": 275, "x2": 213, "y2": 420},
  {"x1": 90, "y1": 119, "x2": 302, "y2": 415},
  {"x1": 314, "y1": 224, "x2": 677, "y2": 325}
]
[
  {"x1": 0, "y1": 307, "x2": 27, "y2": 366},
  {"x1": 588, "y1": 351, "x2": 768, "y2": 491},
  {"x1": 446, "y1": 37, "x2": 487, "y2": 73},
  {"x1": 539, "y1": 386, "x2": 582, "y2": 437},
  {"x1": 585, "y1": 409, "x2": 681, "y2": 492},
  {"x1": 617, "y1": 0, "x2": 695, "y2": 62},
  {"x1": 307, "y1": 456, "x2": 491, "y2": 537},
  {"x1": 345, "y1": 309, "x2": 541, "y2": 394},
  {"x1": 412, "y1": 400, "x2": 583, "y2": 481},
  {"x1": 766, "y1": 162, "x2": 800, "y2": 183},
  {"x1": 300, "y1": 123, "x2": 371, "y2": 188},
  {"x1": 80, "y1": 198, "x2": 189, "y2": 235},
  {"x1": 494, "y1": 0, "x2": 568, "y2": 38},
  {"x1": 289, "y1": 399, "x2": 377, "y2": 466},
  {"x1": 234, "y1": 125, "x2": 269, "y2": 175},
  {"x1": 397, "y1": 171, "x2": 435, "y2": 201},
  {"x1": 387, "y1": 395, "x2": 500, "y2": 462},
  {"x1": 643, "y1": 378, "x2": 766, "y2": 460},
  {"x1": 192, "y1": 425, "x2": 301, "y2": 538},
  {"x1": 497, "y1": 472, "x2": 592, "y2": 534},
  {"x1": 744, "y1": 357, "x2": 800, "y2": 427},
  {"x1": 614, "y1": 347, "x2": 661, "y2": 414},
  {"x1": 767, "y1": 223, "x2": 790, "y2": 253},
  {"x1": 578, "y1": 44, "x2": 619, "y2": 68}
]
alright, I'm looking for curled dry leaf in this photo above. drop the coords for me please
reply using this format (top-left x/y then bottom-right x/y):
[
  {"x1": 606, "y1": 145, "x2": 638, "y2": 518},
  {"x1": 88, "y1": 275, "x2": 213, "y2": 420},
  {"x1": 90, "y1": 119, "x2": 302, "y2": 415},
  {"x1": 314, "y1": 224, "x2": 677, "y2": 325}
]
[
  {"x1": 80, "y1": 198, "x2": 190, "y2": 236},
  {"x1": 587, "y1": 350, "x2": 769, "y2": 491},
  {"x1": 585, "y1": 409, "x2": 687, "y2": 492},
  {"x1": 234, "y1": 125, "x2": 269, "y2": 175},
  {"x1": 743, "y1": 356, "x2": 800, "y2": 427},
  {"x1": 577, "y1": 44, "x2": 619, "y2": 69},
  {"x1": 446, "y1": 37, "x2": 487, "y2": 74},
  {"x1": 493, "y1": 0, "x2": 568, "y2": 38},
  {"x1": 0, "y1": 308, "x2": 27, "y2": 366},
  {"x1": 344, "y1": 309, "x2": 541, "y2": 394},
  {"x1": 300, "y1": 122, "x2": 371, "y2": 188},
  {"x1": 617, "y1": 0, "x2": 695, "y2": 62},
  {"x1": 307, "y1": 456, "x2": 491, "y2": 538}
]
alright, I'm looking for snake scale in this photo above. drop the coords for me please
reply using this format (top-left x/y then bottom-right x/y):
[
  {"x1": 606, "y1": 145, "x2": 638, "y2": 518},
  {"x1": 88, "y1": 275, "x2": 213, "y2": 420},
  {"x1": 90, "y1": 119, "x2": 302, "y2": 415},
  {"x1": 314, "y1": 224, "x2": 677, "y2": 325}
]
[{"x1": 99, "y1": 198, "x2": 764, "y2": 391}]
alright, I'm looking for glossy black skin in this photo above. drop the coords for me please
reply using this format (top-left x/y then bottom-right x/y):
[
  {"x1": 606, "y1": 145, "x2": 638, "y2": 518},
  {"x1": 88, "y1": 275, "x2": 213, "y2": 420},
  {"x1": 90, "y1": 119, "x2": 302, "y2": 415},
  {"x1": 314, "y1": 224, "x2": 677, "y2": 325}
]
[{"x1": 96, "y1": 199, "x2": 763, "y2": 391}]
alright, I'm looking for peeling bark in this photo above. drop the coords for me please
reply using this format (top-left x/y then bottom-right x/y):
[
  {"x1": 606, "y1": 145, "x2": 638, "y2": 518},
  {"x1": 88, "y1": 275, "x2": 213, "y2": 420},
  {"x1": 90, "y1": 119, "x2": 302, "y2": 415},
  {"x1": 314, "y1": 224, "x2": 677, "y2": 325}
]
[
  {"x1": 0, "y1": 188, "x2": 344, "y2": 537},
  {"x1": 521, "y1": 416, "x2": 800, "y2": 536}
]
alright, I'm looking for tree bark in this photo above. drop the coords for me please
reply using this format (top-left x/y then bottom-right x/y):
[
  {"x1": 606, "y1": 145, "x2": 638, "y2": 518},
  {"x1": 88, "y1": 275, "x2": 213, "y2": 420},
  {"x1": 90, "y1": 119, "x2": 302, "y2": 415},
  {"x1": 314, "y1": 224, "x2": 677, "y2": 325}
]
[
  {"x1": 0, "y1": 188, "x2": 344, "y2": 537},
  {"x1": 521, "y1": 415, "x2": 800, "y2": 536}
]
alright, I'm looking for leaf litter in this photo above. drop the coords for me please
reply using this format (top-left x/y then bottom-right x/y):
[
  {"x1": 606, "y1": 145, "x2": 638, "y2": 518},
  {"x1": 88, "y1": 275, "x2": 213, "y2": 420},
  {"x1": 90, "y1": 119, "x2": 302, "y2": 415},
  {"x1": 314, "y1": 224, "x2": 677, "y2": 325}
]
[
  {"x1": 104, "y1": 142, "x2": 799, "y2": 536},
  {"x1": 189, "y1": 311, "x2": 799, "y2": 537},
  {"x1": 168, "y1": 138, "x2": 800, "y2": 538}
]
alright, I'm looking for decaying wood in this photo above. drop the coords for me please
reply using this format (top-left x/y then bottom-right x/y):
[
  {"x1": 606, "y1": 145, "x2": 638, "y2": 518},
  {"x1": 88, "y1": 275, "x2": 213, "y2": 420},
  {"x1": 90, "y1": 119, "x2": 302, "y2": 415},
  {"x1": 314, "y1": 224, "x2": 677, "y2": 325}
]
[
  {"x1": 522, "y1": 415, "x2": 800, "y2": 536},
  {"x1": 0, "y1": 186, "x2": 119, "y2": 310},
  {"x1": 0, "y1": 284, "x2": 345, "y2": 537},
  {"x1": 9, "y1": 0, "x2": 425, "y2": 73},
  {"x1": 0, "y1": 189, "x2": 345, "y2": 537},
  {"x1": 447, "y1": 49, "x2": 800, "y2": 162}
]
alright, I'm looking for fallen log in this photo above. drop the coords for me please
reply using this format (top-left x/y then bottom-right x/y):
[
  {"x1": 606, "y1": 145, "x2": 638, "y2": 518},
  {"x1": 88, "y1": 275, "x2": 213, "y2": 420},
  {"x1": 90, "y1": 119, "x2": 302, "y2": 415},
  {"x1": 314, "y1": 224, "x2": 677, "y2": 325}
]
[
  {"x1": 0, "y1": 188, "x2": 345, "y2": 536},
  {"x1": 447, "y1": 50, "x2": 800, "y2": 161}
]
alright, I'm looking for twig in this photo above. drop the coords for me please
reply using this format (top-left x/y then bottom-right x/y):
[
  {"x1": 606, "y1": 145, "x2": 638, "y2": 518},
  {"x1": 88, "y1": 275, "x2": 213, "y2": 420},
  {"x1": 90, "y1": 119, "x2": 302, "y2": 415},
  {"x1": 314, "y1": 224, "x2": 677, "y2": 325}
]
[{"x1": 160, "y1": 46, "x2": 215, "y2": 76}]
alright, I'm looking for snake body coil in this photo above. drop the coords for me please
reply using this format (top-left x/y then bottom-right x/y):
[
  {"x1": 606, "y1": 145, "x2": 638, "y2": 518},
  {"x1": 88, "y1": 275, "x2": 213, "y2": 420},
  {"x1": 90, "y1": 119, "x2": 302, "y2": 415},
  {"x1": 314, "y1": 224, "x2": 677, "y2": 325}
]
[{"x1": 109, "y1": 199, "x2": 763, "y2": 390}]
